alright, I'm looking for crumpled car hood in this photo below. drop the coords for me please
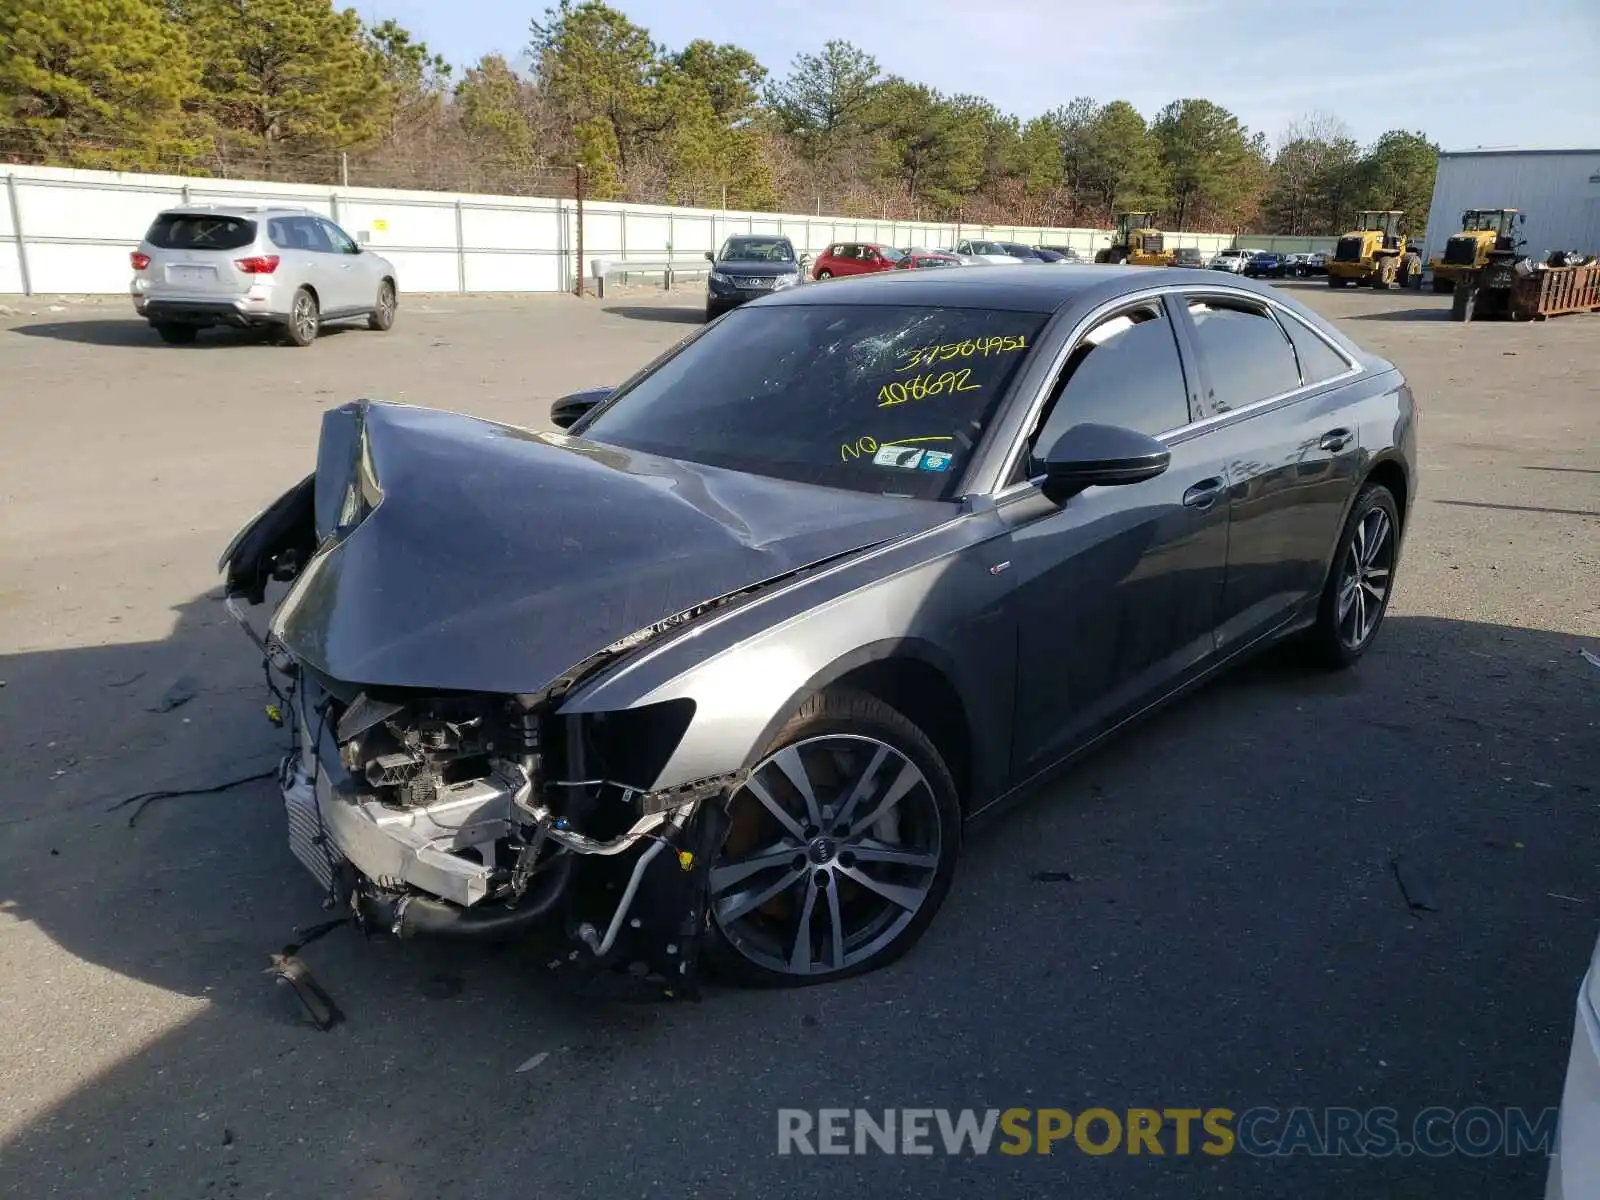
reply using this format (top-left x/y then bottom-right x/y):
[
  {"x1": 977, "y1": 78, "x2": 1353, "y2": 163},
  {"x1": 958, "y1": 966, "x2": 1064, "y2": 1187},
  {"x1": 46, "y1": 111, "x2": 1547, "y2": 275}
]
[{"x1": 267, "y1": 401, "x2": 946, "y2": 695}]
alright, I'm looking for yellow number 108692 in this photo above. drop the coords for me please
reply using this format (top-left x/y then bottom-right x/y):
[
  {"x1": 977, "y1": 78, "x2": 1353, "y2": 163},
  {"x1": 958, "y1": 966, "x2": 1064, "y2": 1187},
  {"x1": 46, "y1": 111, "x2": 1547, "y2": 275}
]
[{"x1": 878, "y1": 368, "x2": 980, "y2": 407}]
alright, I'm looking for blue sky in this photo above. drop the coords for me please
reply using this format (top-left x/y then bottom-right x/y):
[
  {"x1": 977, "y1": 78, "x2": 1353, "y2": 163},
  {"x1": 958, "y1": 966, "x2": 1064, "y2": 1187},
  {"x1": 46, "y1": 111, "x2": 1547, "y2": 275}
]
[{"x1": 363, "y1": 0, "x2": 1600, "y2": 150}]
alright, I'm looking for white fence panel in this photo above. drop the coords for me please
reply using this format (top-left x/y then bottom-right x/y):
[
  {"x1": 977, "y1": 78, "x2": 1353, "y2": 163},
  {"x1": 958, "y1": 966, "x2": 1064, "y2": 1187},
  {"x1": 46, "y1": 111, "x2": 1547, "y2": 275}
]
[{"x1": 0, "y1": 163, "x2": 1339, "y2": 295}]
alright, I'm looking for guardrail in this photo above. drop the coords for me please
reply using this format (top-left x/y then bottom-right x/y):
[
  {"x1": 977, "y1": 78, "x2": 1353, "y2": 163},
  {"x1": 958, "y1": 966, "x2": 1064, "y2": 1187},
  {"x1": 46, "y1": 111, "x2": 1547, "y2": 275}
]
[{"x1": 589, "y1": 256, "x2": 713, "y2": 299}]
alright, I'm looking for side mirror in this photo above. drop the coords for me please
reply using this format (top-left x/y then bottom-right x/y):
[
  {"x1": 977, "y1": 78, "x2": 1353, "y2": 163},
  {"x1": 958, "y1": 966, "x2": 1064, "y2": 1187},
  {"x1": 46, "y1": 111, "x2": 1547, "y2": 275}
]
[
  {"x1": 704, "y1": 251, "x2": 714, "y2": 262},
  {"x1": 1032, "y1": 423, "x2": 1171, "y2": 504},
  {"x1": 550, "y1": 386, "x2": 613, "y2": 429}
]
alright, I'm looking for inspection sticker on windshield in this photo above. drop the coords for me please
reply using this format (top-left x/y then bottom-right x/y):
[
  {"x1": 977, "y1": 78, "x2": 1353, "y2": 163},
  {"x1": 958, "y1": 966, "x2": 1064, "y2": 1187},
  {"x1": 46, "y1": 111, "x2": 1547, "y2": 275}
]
[
  {"x1": 918, "y1": 450, "x2": 953, "y2": 472},
  {"x1": 873, "y1": 445, "x2": 925, "y2": 469}
]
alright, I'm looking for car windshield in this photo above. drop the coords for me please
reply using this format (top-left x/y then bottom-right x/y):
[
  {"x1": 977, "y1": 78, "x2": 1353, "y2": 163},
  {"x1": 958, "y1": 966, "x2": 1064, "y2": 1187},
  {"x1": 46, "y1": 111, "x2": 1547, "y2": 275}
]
[
  {"x1": 583, "y1": 304, "x2": 1050, "y2": 500},
  {"x1": 718, "y1": 237, "x2": 795, "y2": 263},
  {"x1": 145, "y1": 213, "x2": 256, "y2": 251}
]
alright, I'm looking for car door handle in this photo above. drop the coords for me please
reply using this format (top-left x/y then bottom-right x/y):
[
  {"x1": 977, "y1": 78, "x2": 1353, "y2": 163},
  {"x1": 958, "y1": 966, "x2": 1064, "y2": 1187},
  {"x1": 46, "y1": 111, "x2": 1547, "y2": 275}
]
[
  {"x1": 1319, "y1": 428, "x2": 1353, "y2": 452},
  {"x1": 1182, "y1": 478, "x2": 1225, "y2": 509}
]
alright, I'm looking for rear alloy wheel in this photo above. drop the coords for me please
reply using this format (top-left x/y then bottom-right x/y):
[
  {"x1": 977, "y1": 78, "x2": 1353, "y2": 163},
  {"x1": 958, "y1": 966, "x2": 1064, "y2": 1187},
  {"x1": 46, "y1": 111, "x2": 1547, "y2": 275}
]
[
  {"x1": 816, "y1": 269, "x2": 833, "y2": 280},
  {"x1": 368, "y1": 280, "x2": 396, "y2": 331},
  {"x1": 285, "y1": 288, "x2": 319, "y2": 346},
  {"x1": 1305, "y1": 483, "x2": 1399, "y2": 668},
  {"x1": 707, "y1": 687, "x2": 960, "y2": 987},
  {"x1": 153, "y1": 322, "x2": 197, "y2": 345}
]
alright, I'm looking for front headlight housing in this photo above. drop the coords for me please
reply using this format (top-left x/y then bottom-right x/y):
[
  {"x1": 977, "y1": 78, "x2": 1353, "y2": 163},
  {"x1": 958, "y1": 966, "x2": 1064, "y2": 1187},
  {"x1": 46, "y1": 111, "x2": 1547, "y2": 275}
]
[
  {"x1": 773, "y1": 272, "x2": 799, "y2": 289},
  {"x1": 708, "y1": 271, "x2": 730, "y2": 285}
]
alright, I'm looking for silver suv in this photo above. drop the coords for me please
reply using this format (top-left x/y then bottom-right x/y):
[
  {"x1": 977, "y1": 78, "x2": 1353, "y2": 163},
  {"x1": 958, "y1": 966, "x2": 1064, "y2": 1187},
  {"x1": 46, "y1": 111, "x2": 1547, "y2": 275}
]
[{"x1": 130, "y1": 205, "x2": 398, "y2": 346}]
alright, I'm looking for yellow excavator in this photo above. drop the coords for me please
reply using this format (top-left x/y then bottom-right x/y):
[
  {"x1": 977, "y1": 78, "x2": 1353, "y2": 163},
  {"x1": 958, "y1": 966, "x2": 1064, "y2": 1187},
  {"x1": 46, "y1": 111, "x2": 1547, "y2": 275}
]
[
  {"x1": 1327, "y1": 211, "x2": 1412, "y2": 288},
  {"x1": 1429, "y1": 208, "x2": 1523, "y2": 293},
  {"x1": 1096, "y1": 212, "x2": 1178, "y2": 266}
]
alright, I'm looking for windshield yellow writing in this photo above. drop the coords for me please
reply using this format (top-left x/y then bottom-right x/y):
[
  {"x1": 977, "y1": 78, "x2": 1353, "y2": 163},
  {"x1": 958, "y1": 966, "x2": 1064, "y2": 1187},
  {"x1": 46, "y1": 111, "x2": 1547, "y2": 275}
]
[
  {"x1": 840, "y1": 434, "x2": 955, "y2": 463},
  {"x1": 878, "y1": 369, "x2": 980, "y2": 407},
  {"x1": 895, "y1": 335, "x2": 1027, "y2": 372}
]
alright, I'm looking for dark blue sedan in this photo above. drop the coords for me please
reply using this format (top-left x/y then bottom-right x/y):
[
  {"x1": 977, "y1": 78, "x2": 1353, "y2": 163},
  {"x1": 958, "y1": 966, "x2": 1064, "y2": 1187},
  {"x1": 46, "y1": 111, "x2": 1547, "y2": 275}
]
[{"x1": 1243, "y1": 252, "x2": 1287, "y2": 279}]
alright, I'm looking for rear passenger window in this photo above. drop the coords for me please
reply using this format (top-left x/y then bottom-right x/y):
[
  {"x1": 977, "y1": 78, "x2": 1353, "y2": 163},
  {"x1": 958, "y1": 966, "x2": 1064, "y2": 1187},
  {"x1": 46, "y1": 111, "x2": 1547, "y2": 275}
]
[
  {"x1": 1279, "y1": 312, "x2": 1351, "y2": 385},
  {"x1": 1032, "y1": 302, "x2": 1191, "y2": 452},
  {"x1": 1185, "y1": 298, "x2": 1301, "y2": 412}
]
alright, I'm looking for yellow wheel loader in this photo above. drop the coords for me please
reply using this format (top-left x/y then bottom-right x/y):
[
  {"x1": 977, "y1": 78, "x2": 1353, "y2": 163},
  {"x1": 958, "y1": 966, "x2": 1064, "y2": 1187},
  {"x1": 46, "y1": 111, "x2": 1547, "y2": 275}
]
[
  {"x1": 1429, "y1": 209, "x2": 1523, "y2": 293},
  {"x1": 1095, "y1": 212, "x2": 1177, "y2": 266},
  {"x1": 1326, "y1": 211, "x2": 1413, "y2": 289}
]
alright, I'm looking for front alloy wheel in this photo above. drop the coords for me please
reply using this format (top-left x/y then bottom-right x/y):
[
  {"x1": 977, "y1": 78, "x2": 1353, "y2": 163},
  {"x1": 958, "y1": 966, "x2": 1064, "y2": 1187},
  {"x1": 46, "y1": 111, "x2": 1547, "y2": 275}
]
[
  {"x1": 708, "y1": 688, "x2": 960, "y2": 986},
  {"x1": 368, "y1": 280, "x2": 396, "y2": 331}
]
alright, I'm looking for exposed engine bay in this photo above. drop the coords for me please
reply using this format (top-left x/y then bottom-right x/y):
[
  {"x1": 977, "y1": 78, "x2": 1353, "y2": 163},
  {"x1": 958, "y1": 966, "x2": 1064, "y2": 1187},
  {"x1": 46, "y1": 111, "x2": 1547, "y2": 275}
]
[{"x1": 260, "y1": 648, "x2": 741, "y2": 997}]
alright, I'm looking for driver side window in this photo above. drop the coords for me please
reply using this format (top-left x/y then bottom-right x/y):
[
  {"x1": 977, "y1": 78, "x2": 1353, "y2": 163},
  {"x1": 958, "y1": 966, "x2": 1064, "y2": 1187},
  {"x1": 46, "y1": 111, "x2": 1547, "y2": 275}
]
[{"x1": 1027, "y1": 301, "x2": 1193, "y2": 470}]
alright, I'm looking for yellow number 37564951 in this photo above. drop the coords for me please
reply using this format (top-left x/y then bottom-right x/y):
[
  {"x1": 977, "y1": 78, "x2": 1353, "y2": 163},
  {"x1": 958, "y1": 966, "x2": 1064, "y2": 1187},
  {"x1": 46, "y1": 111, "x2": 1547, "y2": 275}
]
[{"x1": 878, "y1": 369, "x2": 980, "y2": 407}]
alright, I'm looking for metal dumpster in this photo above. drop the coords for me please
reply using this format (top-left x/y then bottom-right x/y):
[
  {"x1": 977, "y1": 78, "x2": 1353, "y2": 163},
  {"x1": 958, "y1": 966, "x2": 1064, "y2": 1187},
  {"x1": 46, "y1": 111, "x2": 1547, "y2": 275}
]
[
  {"x1": 1452, "y1": 261, "x2": 1600, "y2": 322},
  {"x1": 1514, "y1": 264, "x2": 1600, "y2": 320}
]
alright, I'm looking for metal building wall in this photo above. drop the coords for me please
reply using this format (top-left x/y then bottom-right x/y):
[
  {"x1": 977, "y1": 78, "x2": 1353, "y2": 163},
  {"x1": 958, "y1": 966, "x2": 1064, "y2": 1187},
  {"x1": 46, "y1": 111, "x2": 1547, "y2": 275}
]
[{"x1": 1421, "y1": 150, "x2": 1600, "y2": 263}]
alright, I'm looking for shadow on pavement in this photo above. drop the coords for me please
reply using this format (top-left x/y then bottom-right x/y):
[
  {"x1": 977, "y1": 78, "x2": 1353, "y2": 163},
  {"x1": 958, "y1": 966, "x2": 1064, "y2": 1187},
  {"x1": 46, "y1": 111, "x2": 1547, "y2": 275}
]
[
  {"x1": 6, "y1": 319, "x2": 356, "y2": 347},
  {"x1": 1, "y1": 601, "x2": 1595, "y2": 1198},
  {"x1": 603, "y1": 304, "x2": 703, "y2": 324},
  {"x1": 1344, "y1": 305, "x2": 1455, "y2": 322}
]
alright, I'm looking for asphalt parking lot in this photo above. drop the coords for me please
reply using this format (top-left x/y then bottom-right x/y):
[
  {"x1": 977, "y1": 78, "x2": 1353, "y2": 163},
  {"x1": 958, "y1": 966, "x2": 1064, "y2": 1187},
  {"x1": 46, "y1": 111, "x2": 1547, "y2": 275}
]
[{"x1": 1, "y1": 279, "x2": 1596, "y2": 1199}]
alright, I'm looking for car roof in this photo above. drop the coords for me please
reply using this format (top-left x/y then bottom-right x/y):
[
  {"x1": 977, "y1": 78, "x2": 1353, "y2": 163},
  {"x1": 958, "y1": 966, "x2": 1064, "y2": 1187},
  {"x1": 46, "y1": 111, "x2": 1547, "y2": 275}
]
[
  {"x1": 155, "y1": 204, "x2": 318, "y2": 218},
  {"x1": 760, "y1": 263, "x2": 1288, "y2": 313}
]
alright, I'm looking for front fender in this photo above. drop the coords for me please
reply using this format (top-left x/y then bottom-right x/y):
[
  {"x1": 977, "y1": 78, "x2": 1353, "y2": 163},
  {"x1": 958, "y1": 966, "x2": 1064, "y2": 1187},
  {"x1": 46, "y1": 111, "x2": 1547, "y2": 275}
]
[{"x1": 556, "y1": 509, "x2": 1016, "y2": 803}]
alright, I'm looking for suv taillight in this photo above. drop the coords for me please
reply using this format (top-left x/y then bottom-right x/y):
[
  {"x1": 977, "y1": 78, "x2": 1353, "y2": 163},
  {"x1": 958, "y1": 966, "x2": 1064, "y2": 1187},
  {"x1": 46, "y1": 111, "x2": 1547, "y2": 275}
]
[
  {"x1": 234, "y1": 255, "x2": 280, "y2": 275},
  {"x1": 130, "y1": 252, "x2": 151, "y2": 271}
]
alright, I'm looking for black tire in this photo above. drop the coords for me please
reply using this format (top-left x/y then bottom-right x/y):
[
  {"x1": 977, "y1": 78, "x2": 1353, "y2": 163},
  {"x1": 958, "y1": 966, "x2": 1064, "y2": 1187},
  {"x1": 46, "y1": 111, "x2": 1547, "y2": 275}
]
[
  {"x1": 816, "y1": 269, "x2": 832, "y2": 280},
  {"x1": 285, "y1": 287, "x2": 319, "y2": 346},
  {"x1": 153, "y1": 322, "x2": 197, "y2": 345},
  {"x1": 704, "y1": 303, "x2": 721, "y2": 323},
  {"x1": 1327, "y1": 275, "x2": 1347, "y2": 288},
  {"x1": 1304, "y1": 483, "x2": 1401, "y2": 669},
  {"x1": 706, "y1": 685, "x2": 962, "y2": 988},
  {"x1": 367, "y1": 279, "x2": 396, "y2": 331},
  {"x1": 1432, "y1": 276, "x2": 1454, "y2": 293}
]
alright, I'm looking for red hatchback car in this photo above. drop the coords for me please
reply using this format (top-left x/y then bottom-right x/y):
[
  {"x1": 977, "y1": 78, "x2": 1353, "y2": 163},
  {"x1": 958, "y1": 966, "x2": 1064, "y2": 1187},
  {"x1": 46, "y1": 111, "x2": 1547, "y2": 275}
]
[
  {"x1": 811, "y1": 242, "x2": 904, "y2": 280},
  {"x1": 896, "y1": 248, "x2": 962, "y2": 270}
]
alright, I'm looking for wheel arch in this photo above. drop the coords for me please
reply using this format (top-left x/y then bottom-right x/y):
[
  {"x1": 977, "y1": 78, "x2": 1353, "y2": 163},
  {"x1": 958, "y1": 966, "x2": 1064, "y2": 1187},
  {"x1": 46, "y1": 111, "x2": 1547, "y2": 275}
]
[
  {"x1": 749, "y1": 639, "x2": 978, "y2": 813},
  {"x1": 1363, "y1": 454, "x2": 1410, "y2": 532}
]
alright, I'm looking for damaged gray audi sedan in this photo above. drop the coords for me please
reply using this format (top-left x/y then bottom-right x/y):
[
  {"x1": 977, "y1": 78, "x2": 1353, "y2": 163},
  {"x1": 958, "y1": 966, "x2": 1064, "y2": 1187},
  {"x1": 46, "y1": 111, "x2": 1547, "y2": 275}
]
[{"x1": 222, "y1": 266, "x2": 1416, "y2": 991}]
